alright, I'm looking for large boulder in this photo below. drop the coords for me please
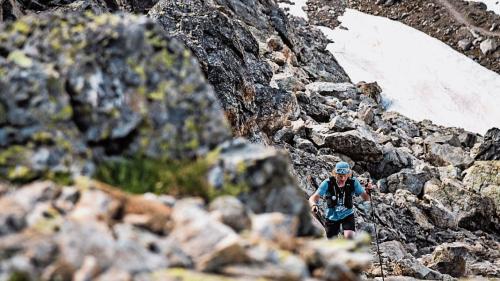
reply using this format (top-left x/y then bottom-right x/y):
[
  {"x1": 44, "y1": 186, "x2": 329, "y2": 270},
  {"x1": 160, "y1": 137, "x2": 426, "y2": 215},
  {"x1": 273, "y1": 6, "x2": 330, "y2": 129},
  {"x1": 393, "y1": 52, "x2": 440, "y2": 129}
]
[
  {"x1": 366, "y1": 145, "x2": 416, "y2": 179},
  {"x1": 0, "y1": 12, "x2": 230, "y2": 181},
  {"x1": 472, "y1": 127, "x2": 500, "y2": 160},
  {"x1": 424, "y1": 242, "x2": 469, "y2": 277},
  {"x1": 462, "y1": 161, "x2": 500, "y2": 218},
  {"x1": 425, "y1": 143, "x2": 473, "y2": 169},
  {"x1": 208, "y1": 139, "x2": 318, "y2": 236},
  {"x1": 425, "y1": 178, "x2": 499, "y2": 233},
  {"x1": 386, "y1": 169, "x2": 430, "y2": 196},
  {"x1": 309, "y1": 129, "x2": 383, "y2": 162}
]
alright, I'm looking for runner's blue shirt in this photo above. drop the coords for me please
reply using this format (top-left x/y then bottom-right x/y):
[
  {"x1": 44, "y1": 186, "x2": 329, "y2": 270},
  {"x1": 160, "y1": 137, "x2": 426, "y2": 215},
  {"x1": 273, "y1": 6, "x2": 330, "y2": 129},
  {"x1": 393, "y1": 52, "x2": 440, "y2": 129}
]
[{"x1": 317, "y1": 177, "x2": 365, "y2": 221}]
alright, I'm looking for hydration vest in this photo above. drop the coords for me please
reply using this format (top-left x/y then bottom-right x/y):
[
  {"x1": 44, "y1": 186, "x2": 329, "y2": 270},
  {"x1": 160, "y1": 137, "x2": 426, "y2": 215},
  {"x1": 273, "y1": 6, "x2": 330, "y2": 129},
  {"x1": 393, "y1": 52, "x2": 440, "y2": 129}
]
[{"x1": 325, "y1": 176, "x2": 354, "y2": 209}]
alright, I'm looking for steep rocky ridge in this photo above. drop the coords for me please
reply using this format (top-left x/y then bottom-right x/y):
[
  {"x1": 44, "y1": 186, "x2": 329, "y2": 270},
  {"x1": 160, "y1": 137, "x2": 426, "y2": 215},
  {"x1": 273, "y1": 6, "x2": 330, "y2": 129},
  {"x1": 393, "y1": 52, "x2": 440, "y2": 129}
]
[{"x1": 0, "y1": 0, "x2": 499, "y2": 280}]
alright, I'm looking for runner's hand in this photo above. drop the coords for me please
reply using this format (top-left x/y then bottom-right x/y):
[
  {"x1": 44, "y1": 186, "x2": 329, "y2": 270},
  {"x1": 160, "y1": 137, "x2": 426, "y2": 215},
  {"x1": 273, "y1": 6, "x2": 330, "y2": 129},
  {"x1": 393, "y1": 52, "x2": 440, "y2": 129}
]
[{"x1": 311, "y1": 205, "x2": 319, "y2": 213}]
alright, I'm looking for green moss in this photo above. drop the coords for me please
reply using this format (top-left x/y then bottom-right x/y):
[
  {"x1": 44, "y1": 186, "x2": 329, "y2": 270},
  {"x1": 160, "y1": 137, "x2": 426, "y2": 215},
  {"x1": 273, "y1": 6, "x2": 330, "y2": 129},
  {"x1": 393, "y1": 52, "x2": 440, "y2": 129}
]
[
  {"x1": 7, "y1": 272, "x2": 31, "y2": 281},
  {"x1": 0, "y1": 146, "x2": 28, "y2": 166},
  {"x1": 47, "y1": 171, "x2": 73, "y2": 186},
  {"x1": 146, "y1": 31, "x2": 167, "y2": 49},
  {"x1": 7, "y1": 166, "x2": 36, "y2": 182},
  {"x1": 13, "y1": 21, "x2": 31, "y2": 35},
  {"x1": 147, "y1": 81, "x2": 170, "y2": 101},
  {"x1": 32, "y1": 131, "x2": 54, "y2": 144},
  {"x1": 156, "y1": 49, "x2": 174, "y2": 68}
]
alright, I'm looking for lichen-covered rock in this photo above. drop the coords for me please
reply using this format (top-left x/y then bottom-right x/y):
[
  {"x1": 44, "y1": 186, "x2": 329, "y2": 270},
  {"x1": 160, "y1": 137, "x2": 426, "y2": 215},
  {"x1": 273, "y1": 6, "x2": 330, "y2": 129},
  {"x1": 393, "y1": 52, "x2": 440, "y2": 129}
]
[
  {"x1": 208, "y1": 139, "x2": 318, "y2": 236},
  {"x1": 0, "y1": 0, "x2": 158, "y2": 21},
  {"x1": 425, "y1": 242, "x2": 469, "y2": 277},
  {"x1": 462, "y1": 161, "x2": 500, "y2": 218},
  {"x1": 425, "y1": 178, "x2": 499, "y2": 233},
  {"x1": 0, "y1": 12, "x2": 230, "y2": 181}
]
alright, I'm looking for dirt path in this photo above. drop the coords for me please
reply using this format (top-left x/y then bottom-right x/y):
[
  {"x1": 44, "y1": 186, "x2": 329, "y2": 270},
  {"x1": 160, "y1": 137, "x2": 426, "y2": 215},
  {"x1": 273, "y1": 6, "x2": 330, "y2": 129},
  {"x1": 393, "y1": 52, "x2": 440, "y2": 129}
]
[{"x1": 438, "y1": 0, "x2": 500, "y2": 37}]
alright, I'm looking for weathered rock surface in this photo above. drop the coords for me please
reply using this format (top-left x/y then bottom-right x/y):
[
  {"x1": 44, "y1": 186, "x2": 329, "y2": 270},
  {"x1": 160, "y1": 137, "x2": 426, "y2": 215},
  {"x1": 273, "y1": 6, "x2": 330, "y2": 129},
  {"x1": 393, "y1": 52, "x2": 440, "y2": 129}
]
[{"x1": 0, "y1": 12, "x2": 230, "y2": 181}]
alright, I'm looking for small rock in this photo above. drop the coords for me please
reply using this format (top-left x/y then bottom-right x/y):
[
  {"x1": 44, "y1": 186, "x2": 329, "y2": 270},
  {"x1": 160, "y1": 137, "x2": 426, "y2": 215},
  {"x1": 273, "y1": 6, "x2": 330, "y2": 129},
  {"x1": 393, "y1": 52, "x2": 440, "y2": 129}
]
[
  {"x1": 479, "y1": 38, "x2": 498, "y2": 55},
  {"x1": 457, "y1": 39, "x2": 472, "y2": 51}
]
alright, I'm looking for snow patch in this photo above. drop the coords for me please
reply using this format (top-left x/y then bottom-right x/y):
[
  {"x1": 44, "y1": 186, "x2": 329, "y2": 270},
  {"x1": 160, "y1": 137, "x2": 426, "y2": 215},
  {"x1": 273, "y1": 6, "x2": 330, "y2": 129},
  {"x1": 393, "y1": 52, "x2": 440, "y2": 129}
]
[
  {"x1": 319, "y1": 9, "x2": 500, "y2": 134},
  {"x1": 278, "y1": 0, "x2": 309, "y2": 20}
]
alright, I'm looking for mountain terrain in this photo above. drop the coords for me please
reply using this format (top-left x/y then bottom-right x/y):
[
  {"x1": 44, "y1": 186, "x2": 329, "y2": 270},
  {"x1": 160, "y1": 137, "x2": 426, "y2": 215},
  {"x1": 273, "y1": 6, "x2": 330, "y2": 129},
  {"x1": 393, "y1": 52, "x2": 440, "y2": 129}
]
[{"x1": 0, "y1": 0, "x2": 499, "y2": 280}]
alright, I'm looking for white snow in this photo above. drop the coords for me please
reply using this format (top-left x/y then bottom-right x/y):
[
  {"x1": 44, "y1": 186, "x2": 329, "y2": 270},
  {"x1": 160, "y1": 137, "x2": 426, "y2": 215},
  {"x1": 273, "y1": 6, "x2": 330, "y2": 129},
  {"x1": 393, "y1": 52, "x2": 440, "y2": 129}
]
[
  {"x1": 317, "y1": 9, "x2": 500, "y2": 134},
  {"x1": 467, "y1": 0, "x2": 500, "y2": 15},
  {"x1": 279, "y1": 0, "x2": 309, "y2": 20}
]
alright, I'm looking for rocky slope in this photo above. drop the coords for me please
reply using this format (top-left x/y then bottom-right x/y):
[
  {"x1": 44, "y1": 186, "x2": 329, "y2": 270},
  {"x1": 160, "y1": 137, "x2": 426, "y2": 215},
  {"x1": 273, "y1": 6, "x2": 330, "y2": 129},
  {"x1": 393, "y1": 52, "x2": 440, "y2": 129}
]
[
  {"x1": 305, "y1": 0, "x2": 500, "y2": 74},
  {"x1": 0, "y1": 0, "x2": 499, "y2": 280}
]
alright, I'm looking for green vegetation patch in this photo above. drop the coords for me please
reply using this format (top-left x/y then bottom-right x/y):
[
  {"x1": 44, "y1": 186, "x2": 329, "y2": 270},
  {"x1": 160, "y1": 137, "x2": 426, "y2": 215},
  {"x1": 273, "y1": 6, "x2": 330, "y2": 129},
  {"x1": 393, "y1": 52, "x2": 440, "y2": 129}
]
[{"x1": 94, "y1": 153, "x2": 247, "y2": 201}]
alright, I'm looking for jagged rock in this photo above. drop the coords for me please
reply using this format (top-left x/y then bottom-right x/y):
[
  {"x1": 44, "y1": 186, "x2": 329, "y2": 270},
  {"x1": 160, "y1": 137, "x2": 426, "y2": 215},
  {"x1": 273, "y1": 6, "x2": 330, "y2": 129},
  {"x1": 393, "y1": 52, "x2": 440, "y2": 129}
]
[
  {"x1": 425, "y1": 142, "x2": 473, "y2": 168},
  {"x1": 251, "y1": 212, "x2": 299, "y2": 249},
  {"x1": 457, "y1": 39, "x2": 472, "y2": 51},
  {"x1": 472, "y1": 127, "x2": 500, "y2": 160},
  {"x1": 393, "y1": 258, "x2": 443, "y2": 280},
  {"x1": 273, "y1": 126, "x2": 295, "y2": 144},
  {"x1": 272, "y1": 73, "x2": 306, "y2": 93},
  {"x1": 0, "y1": 12, "x2": 230, "y2": 181},
  {"x1": 209, "y1": 196, "x2": 251, "y2": 233},
  {"x1": 382, "y1": 112, "x2": 420, "y2": 138},
  {"x1": 462, "y1": 161, "x2": 500, "y2": 218},
  {"x1": 305, "y1": 82, "x2": 358, "y2": 100},
  {"x1": 304, "y1": 238, "x2": 372, "y2": 280},
  {"x1": 0, "y1": 197, "x2": 27, "y2": 235},
  {"x1": 294, "y1": 137, "x2": 318, "y2": 154},
  {"x1": 479, "y1": 38, "x2": 498, "y2": 55},
  {"x1": 95, "y1": 268, "x2": 132, "y2": 281},
  {"x1": 56, "y1": 220, "x2": 115, "y2": 273},
  {"x1": 149, "y1": 0, "x2": 295, "y2": 138},
  {"x1": 379, "y1": 240, "x2": 408, "y2": 261},
  {"x1": 69, "y1": 189, "x2": 121, "y2": 222},
  {"x1": 168, "y1": 199, "x2": 249, "y2": 272},
  {"x1": 367, "y1": 145, "x2": 416, "y2": 179},
  {"x1": 356, "y1": 81, "x2": 383, "y2": 104},
  {"x1": 425, "y1": 242, "x2": 469, "y2": 277},
  {"x1": 358, "y1": 106, "x2": 375, "y2": 125},
  {"x1": 309, "y1": 129, "x2": 383, "y2": 162},
  {"x1": 386, "y1": 169, "x2": 430, "y2": 196},
  {"x1": 299, "y1": 92, "x2": 337, "y2": 122},
  {"x1": 437, "y1": 165, "x2": 462, "y2": 181},
  {"x1": 211, "y1": 139, "x2": 317, "y2": 236},
  {"x1": 425, "y1": 134, "x2": 461, "y2": 147},
  {"x1": 425, "y1": 178, "x2": 499, "y2": 233},
  {"x1": 329, "y1": 115, "x2": 356, "y2": 132},
  {"x1": 458, "y1": 131, "x2": 477, "y2": 148}
]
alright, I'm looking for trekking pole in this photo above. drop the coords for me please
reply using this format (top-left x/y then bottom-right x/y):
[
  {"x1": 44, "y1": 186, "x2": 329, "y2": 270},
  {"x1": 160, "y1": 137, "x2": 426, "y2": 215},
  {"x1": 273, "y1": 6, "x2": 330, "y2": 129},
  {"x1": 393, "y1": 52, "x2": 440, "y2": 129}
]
[{"x1": 367, "y1": 181, "x2": 385, "y2": 281}]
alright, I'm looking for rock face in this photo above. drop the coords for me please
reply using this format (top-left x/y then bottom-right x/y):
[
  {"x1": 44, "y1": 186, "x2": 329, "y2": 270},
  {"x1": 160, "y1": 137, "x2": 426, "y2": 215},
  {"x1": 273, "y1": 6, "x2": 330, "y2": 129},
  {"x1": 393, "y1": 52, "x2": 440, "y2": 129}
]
[
  {"x1": 149, "y1": 0, "x2": 296, "y2": 139},
  {"x1": 0, "y1": 12, "x2": 230, "y2": 181},
  {"x1": 473, "y1": 127, "x2": 500, "y2": 160}
]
